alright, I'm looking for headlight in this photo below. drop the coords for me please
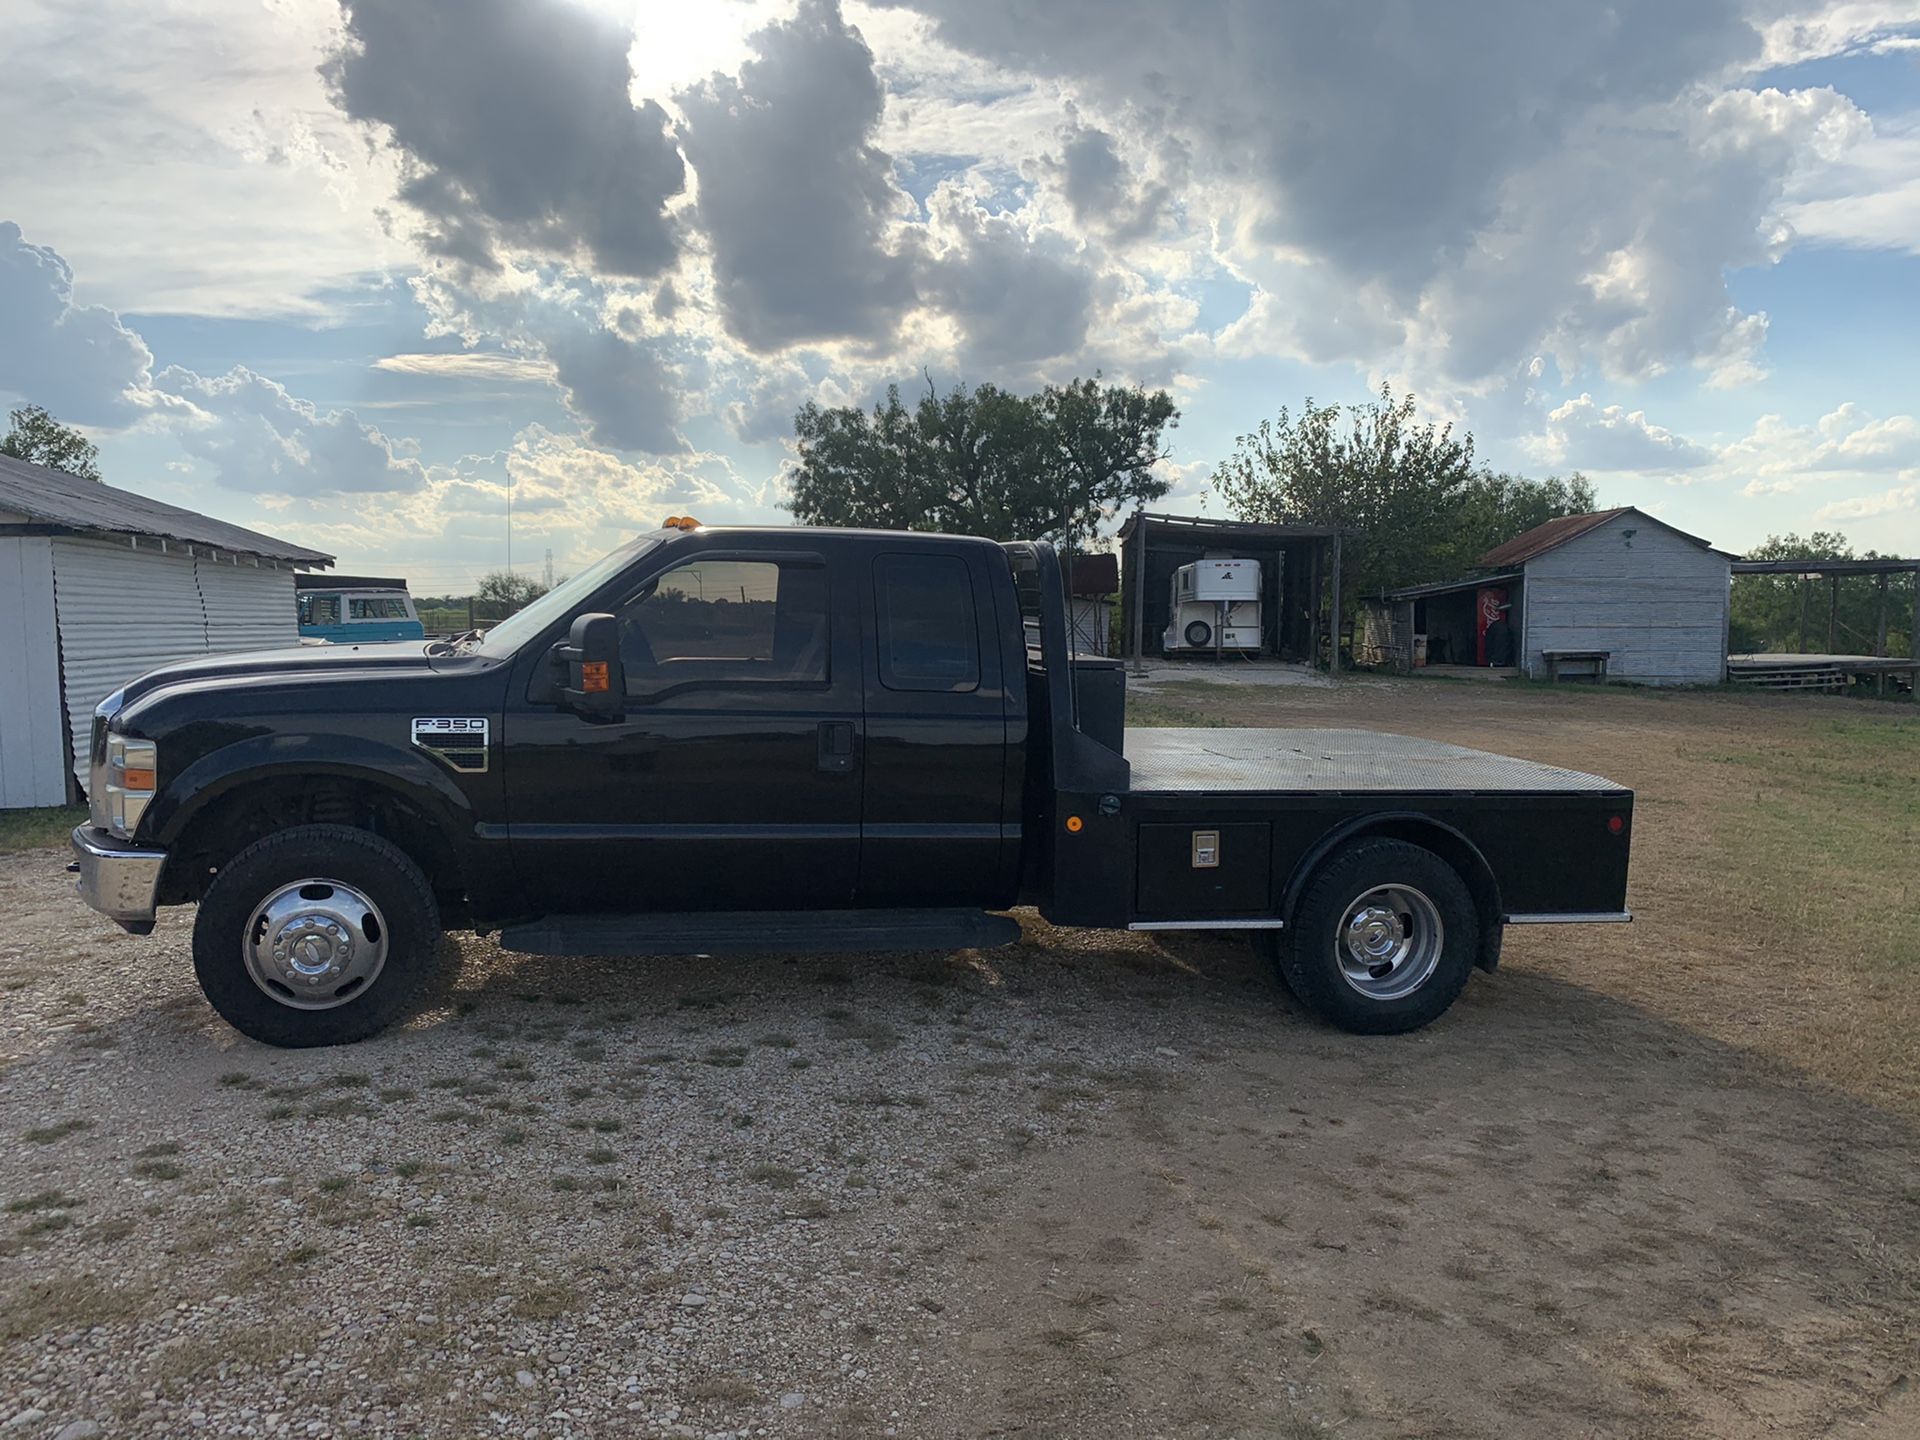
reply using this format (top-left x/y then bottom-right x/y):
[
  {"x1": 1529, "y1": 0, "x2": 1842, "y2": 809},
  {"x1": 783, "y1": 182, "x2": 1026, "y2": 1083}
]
[{"x1": 104, "y1": 735, "x2": 158, "y2": 839}]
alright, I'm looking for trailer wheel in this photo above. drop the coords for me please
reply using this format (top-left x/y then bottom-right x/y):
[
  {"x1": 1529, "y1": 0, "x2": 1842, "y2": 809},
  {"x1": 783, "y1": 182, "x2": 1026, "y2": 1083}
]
[
  {"x1": 1278, "y1": 839, "x2": 1478, "y2": 1034},
  {"x1": 191, "y1": 824, "x2": 440, "y2": 1048},
  {"x1": 1184, "y1": 619, "x2": 1213, "y2": 648}
]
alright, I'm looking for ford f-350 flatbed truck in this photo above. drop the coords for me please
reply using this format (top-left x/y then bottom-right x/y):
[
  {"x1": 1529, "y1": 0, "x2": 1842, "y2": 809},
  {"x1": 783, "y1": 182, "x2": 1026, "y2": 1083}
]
[{"x1": 70, "y1": 525, "x2": 1632, "y2": 1048}]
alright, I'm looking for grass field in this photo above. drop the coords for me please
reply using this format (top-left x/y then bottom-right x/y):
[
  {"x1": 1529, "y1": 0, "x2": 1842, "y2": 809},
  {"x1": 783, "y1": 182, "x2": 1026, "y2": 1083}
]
[
  {"x1": 0, "y1": 805, "x2": 86, "y2": 855},
  {"x1": 1133, "y1": 673, "x2": 1920, "y2": 1119}
]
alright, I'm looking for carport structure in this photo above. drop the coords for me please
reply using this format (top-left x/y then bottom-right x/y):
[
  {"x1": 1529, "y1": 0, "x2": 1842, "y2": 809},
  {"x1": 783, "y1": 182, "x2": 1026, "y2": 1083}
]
[
  {"x1": 1728, "y1": 555, "x2": 1920, "y2": 698},
  {"x1": 1117, "y1": 510, "x2": 1345, "y2": 673}
]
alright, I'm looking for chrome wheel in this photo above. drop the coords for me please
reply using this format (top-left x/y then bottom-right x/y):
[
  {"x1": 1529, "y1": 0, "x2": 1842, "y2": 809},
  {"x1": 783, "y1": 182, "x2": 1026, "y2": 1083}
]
[
  {"x1": 243, "y1": 878, "x2": 389, "y2": 1010},
  {"x1": 1335, "y1": 884, "x2": 1443, "y2": 1001}
]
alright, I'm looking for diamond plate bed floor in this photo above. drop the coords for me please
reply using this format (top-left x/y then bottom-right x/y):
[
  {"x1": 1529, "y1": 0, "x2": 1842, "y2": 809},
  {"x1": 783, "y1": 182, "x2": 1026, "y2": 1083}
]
[{"x1": 1123, "y1": 728, "x2": 1626, "y2": 794}]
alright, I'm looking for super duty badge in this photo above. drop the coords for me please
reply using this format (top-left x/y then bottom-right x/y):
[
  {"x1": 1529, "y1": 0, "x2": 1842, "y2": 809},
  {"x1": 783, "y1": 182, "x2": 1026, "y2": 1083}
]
[{"x1": 411, "y1": 717, "x2": 489, "y2": 774}]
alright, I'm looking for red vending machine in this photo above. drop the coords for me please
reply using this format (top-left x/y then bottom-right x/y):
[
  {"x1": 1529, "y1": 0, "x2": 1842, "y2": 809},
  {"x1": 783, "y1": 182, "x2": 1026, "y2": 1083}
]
[{"x1": 1475, "y1": 586, "x2": 1509, "y2": 666}]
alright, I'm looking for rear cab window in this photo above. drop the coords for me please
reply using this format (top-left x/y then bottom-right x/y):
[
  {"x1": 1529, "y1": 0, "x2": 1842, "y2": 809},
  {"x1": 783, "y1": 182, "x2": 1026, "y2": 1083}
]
[{"x1": 875, "y1": 553, "x2": 980, "y2": 693}]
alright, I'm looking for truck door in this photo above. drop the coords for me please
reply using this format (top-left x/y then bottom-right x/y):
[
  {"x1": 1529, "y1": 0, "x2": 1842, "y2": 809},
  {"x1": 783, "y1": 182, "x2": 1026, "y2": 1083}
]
[
  {"x1": 504, "y1": 544, "x2": 863, "y2": 913},
  {"x1": 856, "y1": 548, "x2": 1014, "y2": 907}
]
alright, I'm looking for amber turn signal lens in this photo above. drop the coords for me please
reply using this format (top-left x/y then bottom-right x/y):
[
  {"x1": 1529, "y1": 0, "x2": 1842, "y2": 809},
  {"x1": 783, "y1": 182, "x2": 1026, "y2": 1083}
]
[
  {"x1": 581, "y1": 661, "x2": 610, "y2": 694},
  {"x1": 120, "y1": 767, "x2": 156, "y2": 791},
  {"x1": 1065, "y1": 815, "x2": 1084, "y2": 833}
]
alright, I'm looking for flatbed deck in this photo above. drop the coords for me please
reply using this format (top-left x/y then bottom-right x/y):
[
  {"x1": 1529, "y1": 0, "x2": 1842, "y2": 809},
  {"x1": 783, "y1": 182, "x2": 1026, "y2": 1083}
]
[{"x1": 1124, "y1": 728, "x2": 1624, "y2": 795}]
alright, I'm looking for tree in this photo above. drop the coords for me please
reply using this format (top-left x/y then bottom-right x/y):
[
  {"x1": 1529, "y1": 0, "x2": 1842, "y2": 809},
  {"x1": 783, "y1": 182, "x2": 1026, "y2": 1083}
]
[
  {"x1": 1453, "y1": 470, "x2": 1599, "y2": 572},
  {"x1": 1211, "y1": 384, "x2": 1481, "y2": 599},
  {"x1": 786, "y1": 375, "x2": 1178, "y2": 545},
  {"x1": 1211, "y1": 384, "x2": 1597, "y2": 600},
  {"x1": 475, "y1": 570, "x2": 549, "y2": 609},
  {"x1": 1034, "y1": 376, "x2": 1177, "y2": 550},
  {"x1": 786, "y1": 385, "x2": 948, "y2": 534},
  {"x1": 1, "y1": 405, "x2": 101, "y2": 481}
]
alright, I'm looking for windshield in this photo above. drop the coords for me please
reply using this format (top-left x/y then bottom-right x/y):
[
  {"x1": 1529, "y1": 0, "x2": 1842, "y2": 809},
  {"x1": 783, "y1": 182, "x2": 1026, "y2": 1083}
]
[{"x1": 471, "y1": 534, "x2": 663, "y2": 657}]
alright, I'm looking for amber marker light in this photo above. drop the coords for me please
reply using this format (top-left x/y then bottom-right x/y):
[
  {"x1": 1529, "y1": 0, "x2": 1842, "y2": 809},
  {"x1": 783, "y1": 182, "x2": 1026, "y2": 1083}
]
[
  {"x1": 120, "y1": 767, "x2": 157, "y2": 790},
  {"x1": 581, "y1": 662, "x2": 610, "y2": 694},
  {"x1": 1065, "y1": 815, "x2": 1084, "y2": 833}
]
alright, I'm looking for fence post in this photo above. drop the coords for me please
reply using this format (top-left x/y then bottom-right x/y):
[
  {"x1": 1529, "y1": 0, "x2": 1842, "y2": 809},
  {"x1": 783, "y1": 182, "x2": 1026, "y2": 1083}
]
[{"x1": 1328, "y1": 532, "x2": 1343, "y2": 676}]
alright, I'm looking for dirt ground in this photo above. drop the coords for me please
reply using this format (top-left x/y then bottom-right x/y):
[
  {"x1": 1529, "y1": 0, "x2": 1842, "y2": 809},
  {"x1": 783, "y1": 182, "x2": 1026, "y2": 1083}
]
[{"x1": 3, "y1": 677, "x2": 1918, "y2": 1439}]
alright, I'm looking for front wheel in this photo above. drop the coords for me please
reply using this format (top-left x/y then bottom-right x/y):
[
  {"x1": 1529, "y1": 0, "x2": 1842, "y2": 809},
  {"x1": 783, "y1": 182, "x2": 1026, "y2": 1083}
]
[
  {"x1": 1275, "y1": 839, "x2": 1478, "y2": 1035},
  {"x1": 191, "y1": 824, "x2": 440, "y2": 1047}
]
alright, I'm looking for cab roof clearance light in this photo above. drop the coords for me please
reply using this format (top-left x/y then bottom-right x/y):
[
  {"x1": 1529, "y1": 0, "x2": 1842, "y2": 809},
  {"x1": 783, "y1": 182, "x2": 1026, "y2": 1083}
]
[{"x1": 661, "y1": 515, "x2": 703, "y2": 531}]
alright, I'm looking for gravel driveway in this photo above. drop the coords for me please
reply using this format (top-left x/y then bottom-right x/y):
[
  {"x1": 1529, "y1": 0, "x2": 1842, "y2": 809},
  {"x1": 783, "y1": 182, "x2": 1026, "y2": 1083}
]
[{"x1": 4, "y1": 698, "x2": 1919, "y2": 1440}]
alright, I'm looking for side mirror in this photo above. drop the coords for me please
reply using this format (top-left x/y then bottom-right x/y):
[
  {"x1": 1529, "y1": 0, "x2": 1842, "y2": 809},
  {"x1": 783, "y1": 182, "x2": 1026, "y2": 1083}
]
[{"x1": 557, "y1": 612, "x2": 624, "y2": 720}]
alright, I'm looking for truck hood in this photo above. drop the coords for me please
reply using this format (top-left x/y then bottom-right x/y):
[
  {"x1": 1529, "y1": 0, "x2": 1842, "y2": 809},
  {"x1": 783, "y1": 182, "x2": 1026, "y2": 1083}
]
[{"x1": 112, "y1": 642, "x2": 458, "y2": 709}]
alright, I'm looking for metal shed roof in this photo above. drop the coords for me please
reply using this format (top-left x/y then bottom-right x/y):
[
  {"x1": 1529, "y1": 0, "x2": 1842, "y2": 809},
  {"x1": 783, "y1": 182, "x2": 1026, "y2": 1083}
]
[
  {"x1": 1116, "y1": 510, "x2": 1344, "y2": 542},
  {"x1": 1477, "y1": 506, "x2": 1728, "y2": 568},
  {"x1": 1380, "y1": 571, "x2": 1523, "y2": 603},
  {"x1": 0, "y1": 453, "x2": 333, "y2": 566}
]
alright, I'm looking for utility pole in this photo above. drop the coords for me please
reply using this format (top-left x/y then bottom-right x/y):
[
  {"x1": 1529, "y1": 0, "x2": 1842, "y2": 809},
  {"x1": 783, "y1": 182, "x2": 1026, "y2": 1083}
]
[{"x1": 543, "y1": 548, "x2": 554, "y2": 590}]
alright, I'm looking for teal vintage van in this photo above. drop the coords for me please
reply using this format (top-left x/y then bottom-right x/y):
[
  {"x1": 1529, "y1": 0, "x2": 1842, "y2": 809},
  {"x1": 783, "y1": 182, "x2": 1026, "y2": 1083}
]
[{"x1": 294, "y1": 574, "x2": 425, "y2": 643}]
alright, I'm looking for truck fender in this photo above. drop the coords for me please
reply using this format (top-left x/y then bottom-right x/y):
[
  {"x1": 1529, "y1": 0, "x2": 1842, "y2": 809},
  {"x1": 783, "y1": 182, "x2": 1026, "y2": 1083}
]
[
  {"x1": 149, "y1": 733, "x2": 479, "y2": 859},
  {"x1": 1279, "y1": 812, "x2": 1505, "y2": 972}
]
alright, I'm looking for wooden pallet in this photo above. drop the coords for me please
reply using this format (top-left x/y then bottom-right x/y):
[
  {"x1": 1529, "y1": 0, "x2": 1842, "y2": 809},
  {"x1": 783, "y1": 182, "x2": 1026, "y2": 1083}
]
[{"x1": 1730, "y1": 665, "x2": 1846, "y2": 691}]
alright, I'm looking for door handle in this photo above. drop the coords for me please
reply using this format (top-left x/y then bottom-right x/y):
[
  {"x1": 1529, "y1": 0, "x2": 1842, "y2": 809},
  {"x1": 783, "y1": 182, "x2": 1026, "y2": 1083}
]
[{"x1": 817, "y1": 720, "x2": 856, "y2": 774}]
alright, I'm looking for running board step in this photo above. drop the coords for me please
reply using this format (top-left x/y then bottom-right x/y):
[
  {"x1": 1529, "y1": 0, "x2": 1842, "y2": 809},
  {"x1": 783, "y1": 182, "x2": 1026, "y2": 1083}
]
[{"x1": 497, "y1": 908, "x2": 1022, "y2": 958}]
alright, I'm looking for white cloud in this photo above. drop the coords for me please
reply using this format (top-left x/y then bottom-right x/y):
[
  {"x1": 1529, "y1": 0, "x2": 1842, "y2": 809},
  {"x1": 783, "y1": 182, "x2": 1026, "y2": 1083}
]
[
  {"x1": 918, "y1": 183, "x2": 1095, "y2": 366},
  {"x1": 0, "y1": 0, "x2": 409, "y2": 317},
  {"x1": 371, "y1": 352, "x2": 558, "y2": 382},
  {"x1": 887, "y1": 2, "x2": 1875, "y2": 395},
  {"x1": 1781, "y1": 111, "x2": 1920, "y2": 253},
  {"x1": 275, "y1": 425, "x2": 766, "y2": 590},
  {"x1": 1526, "y1": 393, "x2": 1714, "y2": 473},
  {"x1": 1723, "y1": 402, "x2": 1920, "y2": 495},
  {"x1": 676, "y1": 0, "x2": 920, "y2": 352},
  {"x1": 1814, "y1": 483, "x2": 1920, "y2": 520},
  {"x1": 1753, "y1": 2, "x2": 1920, "y2": 65},
  {"x1": 155, "y1": 366, "x2": 428, "y2": 495},
  {"x1": 0, "y1": 221, "x2": 179, "y2": 427},
  {"x1": 322, "y1": 0, "x2": 686, "y2": 277}
]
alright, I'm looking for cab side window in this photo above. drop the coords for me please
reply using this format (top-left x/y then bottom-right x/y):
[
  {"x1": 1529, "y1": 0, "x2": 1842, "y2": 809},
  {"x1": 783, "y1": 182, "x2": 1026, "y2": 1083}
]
[
  {"x1": 875, "y1": 554, "x2": 979, "y2": 693},
  {"x1": 307, "y1": 596, "x2": 340, "y2": 626},
  {"x1": 617, "y1": 558, "x2": 828, "y2": 694}
]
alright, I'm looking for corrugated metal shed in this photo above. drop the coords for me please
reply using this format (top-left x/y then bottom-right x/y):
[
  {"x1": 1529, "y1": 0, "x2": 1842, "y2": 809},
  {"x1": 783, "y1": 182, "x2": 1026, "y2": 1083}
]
[
  {"x1": 0, "y1": 455, "x2": 334, "y2": 802},
  {"x1": 1517, "y1": 510, "x2": 1731, "y2": 685},
  {"x1": 0, "y1": 536, "x2": 66, "y2": 807},
  {"x1": 45, "y1": 541, "x2": 306, "y2": 787},
  {"x1": 0, "y1": 454, "x2": 331, "y2": 564}
]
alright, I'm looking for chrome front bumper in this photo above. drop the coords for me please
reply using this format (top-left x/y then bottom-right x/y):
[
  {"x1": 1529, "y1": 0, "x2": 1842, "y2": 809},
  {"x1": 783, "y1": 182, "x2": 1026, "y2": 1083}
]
[{"x1": 71, "y1": 825, "x2": 166, "y2": 933}]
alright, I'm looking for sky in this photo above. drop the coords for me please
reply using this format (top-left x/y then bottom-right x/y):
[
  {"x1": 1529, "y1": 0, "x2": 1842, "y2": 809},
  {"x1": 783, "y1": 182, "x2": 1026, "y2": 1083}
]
[{"x1": 2, "y1": 0, "x2": 1918, "y2": 594}]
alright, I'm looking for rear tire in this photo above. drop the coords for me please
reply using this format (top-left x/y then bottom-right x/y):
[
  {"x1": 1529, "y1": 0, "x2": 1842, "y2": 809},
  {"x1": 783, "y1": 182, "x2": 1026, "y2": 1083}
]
[
  {"x1": 1277, "y1": 839, "x2": 1478, "y2": 1035},
  {"x1": 191, "y1": 824, "x2": 440, "y2": 1048}
]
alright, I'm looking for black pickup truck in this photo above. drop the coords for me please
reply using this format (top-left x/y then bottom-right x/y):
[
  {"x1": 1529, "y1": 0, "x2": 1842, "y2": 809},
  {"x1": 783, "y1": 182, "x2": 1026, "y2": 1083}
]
[{"x1": 71, "y1": 524, "x2": 1632, "y2": 1048}]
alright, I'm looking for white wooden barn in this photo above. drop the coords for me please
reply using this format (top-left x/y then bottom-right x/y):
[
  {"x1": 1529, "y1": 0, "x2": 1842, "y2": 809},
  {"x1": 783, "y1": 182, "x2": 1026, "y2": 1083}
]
[
  {"x1": 1381, "y1": 508, "x2": 1733, "y2": 685},
  {"x1": 0, "y1": 454, "x2": 333, "y2": 808}
]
